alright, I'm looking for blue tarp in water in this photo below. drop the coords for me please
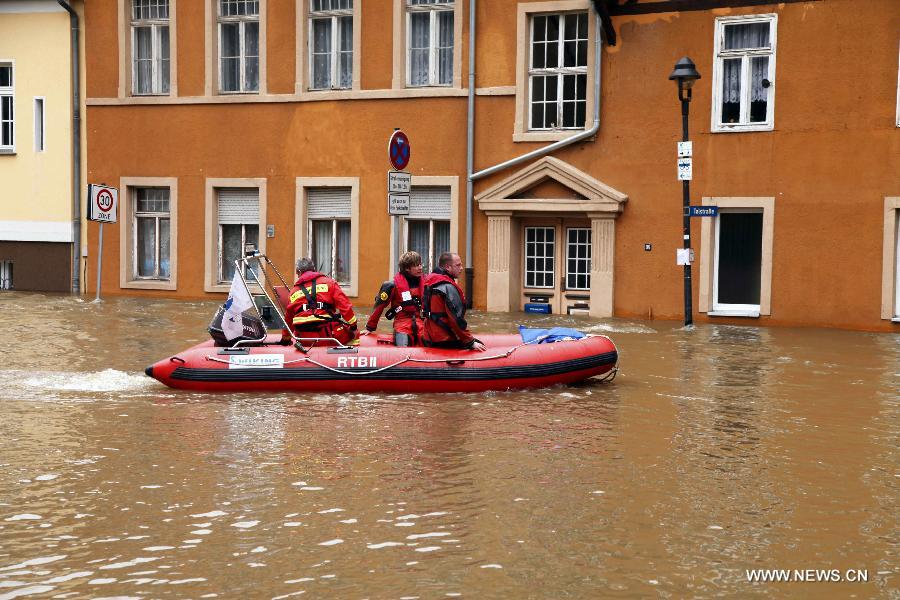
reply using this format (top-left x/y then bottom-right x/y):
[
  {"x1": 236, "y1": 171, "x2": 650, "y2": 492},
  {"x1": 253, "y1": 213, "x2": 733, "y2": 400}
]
[{"x1": 519, "y1": 326, "x2": 587, "y2": 344}]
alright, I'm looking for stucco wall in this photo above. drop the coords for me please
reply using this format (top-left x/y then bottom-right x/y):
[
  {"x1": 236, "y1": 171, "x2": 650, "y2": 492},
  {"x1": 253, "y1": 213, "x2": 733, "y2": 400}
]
[{"x1": 84, "y1": 0, "x2": 900, "y2": 330}]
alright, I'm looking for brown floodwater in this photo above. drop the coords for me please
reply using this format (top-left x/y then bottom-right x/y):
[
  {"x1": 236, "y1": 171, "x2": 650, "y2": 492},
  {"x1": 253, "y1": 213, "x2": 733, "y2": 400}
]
[{"x1": 0, "y1": 292, "x2": 897, "y2": 599}]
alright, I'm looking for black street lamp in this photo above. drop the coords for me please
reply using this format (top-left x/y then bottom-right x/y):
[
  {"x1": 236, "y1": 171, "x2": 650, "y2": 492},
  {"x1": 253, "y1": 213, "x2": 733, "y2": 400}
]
[{"x1": 669, "y1": 57, "x2": 701, "y2": 327}]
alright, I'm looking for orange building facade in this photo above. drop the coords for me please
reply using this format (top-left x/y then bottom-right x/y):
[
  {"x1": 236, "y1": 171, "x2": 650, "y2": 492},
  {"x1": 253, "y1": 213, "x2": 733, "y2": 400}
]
[{"x1": 84, "y1": 0, "x2": 900, "y2": 331}]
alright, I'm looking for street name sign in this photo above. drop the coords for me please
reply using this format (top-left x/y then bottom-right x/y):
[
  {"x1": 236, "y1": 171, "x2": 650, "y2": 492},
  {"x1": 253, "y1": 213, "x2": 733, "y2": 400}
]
[{"x1": 688, "y1": 206, "x2": 719, "y2": 217}]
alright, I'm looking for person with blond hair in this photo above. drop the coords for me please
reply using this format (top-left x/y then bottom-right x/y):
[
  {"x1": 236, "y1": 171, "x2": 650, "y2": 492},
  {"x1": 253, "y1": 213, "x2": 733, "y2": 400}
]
[{"x1": 365, "y1": 251, "x2": 425, "y2": 347}]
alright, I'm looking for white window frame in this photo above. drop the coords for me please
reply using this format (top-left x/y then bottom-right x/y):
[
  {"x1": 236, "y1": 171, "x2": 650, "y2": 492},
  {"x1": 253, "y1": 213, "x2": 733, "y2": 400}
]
[
  {"x1": 217, "y1": 0, "x2": 260, "y2": 93},
  {"x1": 405, "y1": 0, "x2": 455, "y2": 87},
  {"x1": 132, "y1": 187, "x2": 171, "y2": 281},
  {"x1": 33, "y1": 97, "x2": 45, "y2": 153},
  {"x1": 0, "y1": 61, "x2": 14, "y2": 153},
  {"x1": 711, "y1": 13, "x2": 777, "y2": 133},
  {"x1": 527, "y1": 11, "x2": 589, "y2": 132},
  {"x1": 219, "y1": 222, "x2": 258, "y2": 283},
  {"x1": 711, "y1": 209, "x2": 764, "y2": 315},
  {"x1": 308, "y1": 0, "x2": 353, "y2": 91},
  {"x1": 131, "y1": 0, "x2": 171, "y2": 95},
  {"x1": 565, "y1": 226, "x2": 591, "y2": 291},
  {"x1": 524, "y1": 226, "x2": 556, "y2": 289}
]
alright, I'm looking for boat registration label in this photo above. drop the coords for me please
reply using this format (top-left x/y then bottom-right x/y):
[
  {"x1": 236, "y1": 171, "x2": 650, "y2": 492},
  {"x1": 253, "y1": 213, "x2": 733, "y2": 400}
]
[{"x1": 228, "y1": 354, "x2": 285, "y2": 369}]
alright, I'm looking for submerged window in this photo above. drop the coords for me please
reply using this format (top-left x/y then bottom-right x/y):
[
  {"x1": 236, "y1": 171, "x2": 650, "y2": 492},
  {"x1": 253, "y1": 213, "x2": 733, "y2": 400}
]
[
  {"x1": 566, "y1": 227, "x2": 591, "y2": 290},
  {"x1": 217, "y1": 188, "x2": 259, "y2": 282},
  {"x1": 713, "y1": 14, "x2": 776, "y2": 131}
]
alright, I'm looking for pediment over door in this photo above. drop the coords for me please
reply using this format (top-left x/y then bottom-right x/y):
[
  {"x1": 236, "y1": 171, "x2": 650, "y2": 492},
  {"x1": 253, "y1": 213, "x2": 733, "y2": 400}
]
[{"x1": 475, "y1": 156, "x2": 627, "y2": 216}]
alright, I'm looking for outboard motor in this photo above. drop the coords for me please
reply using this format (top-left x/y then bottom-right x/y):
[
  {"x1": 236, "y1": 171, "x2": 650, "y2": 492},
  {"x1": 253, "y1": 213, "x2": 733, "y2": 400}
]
[{"x1": 208, "y1": 305, "x2": 266, "y2": 347}]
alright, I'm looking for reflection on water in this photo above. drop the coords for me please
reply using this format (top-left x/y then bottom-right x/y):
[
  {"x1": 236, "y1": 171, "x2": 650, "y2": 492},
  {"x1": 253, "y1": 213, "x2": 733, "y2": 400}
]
[{"x1": 0, "y1": 292, "x2": 897, "y2": 598}]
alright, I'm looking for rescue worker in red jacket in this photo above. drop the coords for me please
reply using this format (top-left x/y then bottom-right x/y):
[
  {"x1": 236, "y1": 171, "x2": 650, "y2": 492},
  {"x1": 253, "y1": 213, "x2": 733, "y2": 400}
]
[
  {"x1": 422, "y1": 252, "x2": 486, "y2": 351},
  {"x1": 281, "y1": 257, "x2": 359, "y2": 346},
  {"x1": 365, "y1": 251, "x2": 424, "y2": 347}
]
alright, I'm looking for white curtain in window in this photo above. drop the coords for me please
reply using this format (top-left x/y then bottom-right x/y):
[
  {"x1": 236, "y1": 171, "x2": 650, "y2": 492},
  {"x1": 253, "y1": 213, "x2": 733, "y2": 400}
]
[
  {"x1": 336, "y1": 221, "x2": 351, "y2": 282},
  {"x1": 312, "y1": 221, "x2": 333, "y2": 276},
  {"x1": 159, "y1": 26, "x2": 170, "y2": 93},
  {"x1": 134, "y1": 27, "x2": 153, "y2": 94},
  {"x1": 338, "y1": 16, "x2": 353, "y2": 88},
  {"x1": 312, "y1": 18, "x2": 332, "y2": 88},
  {"x1": 244, "y1": 21, "x2": 260, "y2": 91},
  {"x1": 407, "y1": 221, "x2": 430, "y2": 267},
  {"x1": 220, "y1": 23, "x2": 241, "y2": 91},
  {"x1": 722, "y1": 23, "x2": 770, "y2": 105},
  {"x1": 409, "y1": 12, "x2": 430, "y2": 85},
  {"x1": 437, "y1": 11, "x2": 453, "y2": 84}
]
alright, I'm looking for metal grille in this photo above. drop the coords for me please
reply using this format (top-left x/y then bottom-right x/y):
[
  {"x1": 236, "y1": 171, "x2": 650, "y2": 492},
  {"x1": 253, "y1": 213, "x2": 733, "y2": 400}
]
[{"x1": 307, "y1": 188, "x2": 351, "y2": 219}]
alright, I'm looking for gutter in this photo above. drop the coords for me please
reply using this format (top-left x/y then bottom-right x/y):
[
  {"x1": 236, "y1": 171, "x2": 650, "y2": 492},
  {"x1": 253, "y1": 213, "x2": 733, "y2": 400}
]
[
  {"x1": 464, "y1": 2, "x2": 606, "y2": 306},
  {"x1": 57, "y1": 0, "x2": 81, "y2": 295}
]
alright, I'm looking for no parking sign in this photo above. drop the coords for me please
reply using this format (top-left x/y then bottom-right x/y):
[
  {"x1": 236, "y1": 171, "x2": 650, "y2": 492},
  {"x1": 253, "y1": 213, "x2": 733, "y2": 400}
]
[{"x1": 88, "y1": 184, "x2": 118, "y2": 223}]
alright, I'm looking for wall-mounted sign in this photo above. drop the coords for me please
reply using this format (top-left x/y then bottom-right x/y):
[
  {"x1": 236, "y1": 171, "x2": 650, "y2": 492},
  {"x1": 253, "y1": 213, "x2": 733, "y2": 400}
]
[
  {"x1": 677, "y1": 158, "x2": 693, "y2": 181},
  {"x1": 389, "y1": 192, "x2": 410, "y2": 215},
  {"x1": 87, "y1": 184, "x2": 118, "y2": 223},
  {"x1": 688, "y1": 206, "x2": 719, "y2": 217},
  {"x1": 678, "y1": 141, "x2": 693, "y2": 158}
]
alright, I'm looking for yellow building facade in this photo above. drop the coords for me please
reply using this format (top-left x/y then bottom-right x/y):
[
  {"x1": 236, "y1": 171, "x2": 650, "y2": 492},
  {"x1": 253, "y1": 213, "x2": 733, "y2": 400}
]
[{"x1": 0, "y1": 0, "x2": 85, "y2": 292}]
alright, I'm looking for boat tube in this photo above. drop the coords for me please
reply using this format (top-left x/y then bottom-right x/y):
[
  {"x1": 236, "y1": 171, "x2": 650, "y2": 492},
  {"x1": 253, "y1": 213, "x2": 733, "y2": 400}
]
[{"x1": 145, "y1": 333, "x2": 617, "y2": 393}]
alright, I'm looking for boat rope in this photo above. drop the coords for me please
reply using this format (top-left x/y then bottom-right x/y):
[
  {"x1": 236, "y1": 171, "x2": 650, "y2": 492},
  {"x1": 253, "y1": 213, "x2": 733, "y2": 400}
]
[
  {"x1": 301, "y1": 356, "x2": 412, "y2": 376},
  {"x1": 595, "y1": 366, "x2": 618, "y2": 383},
  {"x1": 405, "y1": 343, "x2": 528, "y2": 364}
]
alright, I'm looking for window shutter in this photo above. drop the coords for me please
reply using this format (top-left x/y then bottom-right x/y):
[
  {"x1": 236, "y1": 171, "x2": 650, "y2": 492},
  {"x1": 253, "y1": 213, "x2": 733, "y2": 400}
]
[
  {"x1": 308, "y1": 187, "x2": 351, "y2": 218},
  {"x1": 409, "y1": 186, "x2": 451, "y2": 219},
  {"x1": 217, "y1": 188, "x2": 259, "y2": 224}
]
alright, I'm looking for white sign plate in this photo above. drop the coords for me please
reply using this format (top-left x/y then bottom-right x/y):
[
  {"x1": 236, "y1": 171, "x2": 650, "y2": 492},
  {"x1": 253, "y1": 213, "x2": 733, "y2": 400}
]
[
  {"x1": 677, "y1": 157, "x2": 693, "y2": 181},
  {"x1": 388, "y1": 171, "x2": 411, "y2": 193},
  {"x1": 88, "y1": 184, "x2": 118, "y2": 223},
  {"x1": 389, "y1": 192, "x2": 410, "y2": 215},
  {"x1": 676, "y1": 248, "x2": 694, "y2": 266},
  {"x1": 228, "y1": 354, "x2": 285, "y2": 369},
  {"x1": 678, "y1": 141, "x2": 693, "y2": 158}
]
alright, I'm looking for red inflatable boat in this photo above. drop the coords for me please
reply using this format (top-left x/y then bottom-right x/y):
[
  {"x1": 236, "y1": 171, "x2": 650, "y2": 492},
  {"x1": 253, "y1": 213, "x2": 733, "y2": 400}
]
[{"x1": 145, "y1": 333, "x2": 618, "y2": 394}]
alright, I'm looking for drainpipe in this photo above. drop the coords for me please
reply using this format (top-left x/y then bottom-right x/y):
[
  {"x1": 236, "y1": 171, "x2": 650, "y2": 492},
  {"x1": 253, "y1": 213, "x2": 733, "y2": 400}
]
[
  {"x1": 464, "y1": 0, "x2": 476, "y2": 305},
  {"x1": 58, "y1": 0, "x2": 81, "y2": 294},
  {"x1": 464, "y1": 4, "x2": 604, "y2": 307}
]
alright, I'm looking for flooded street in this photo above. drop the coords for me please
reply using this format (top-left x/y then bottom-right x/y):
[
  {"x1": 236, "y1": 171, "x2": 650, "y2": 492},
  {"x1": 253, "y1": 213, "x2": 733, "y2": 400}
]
[{"x1": 0, "y1": 292, "x2": 897, "y2": 599}]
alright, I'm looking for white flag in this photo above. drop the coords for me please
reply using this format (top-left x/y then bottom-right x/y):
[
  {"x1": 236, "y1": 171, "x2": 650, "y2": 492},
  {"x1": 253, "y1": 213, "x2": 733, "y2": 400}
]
[{"x1": 222, "y1": 270, "x2": 254, "y2": 341}]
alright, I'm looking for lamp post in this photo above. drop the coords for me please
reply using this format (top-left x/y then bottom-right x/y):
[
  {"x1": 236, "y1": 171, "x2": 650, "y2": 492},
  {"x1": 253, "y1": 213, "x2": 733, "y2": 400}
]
[{"x1": 669, "y1": 57, "x2": 701, "y2": 327}]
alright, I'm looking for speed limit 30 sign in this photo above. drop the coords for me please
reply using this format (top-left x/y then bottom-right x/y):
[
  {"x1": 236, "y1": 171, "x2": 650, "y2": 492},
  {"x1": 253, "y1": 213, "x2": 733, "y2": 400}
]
[{"x1": 88, "y1": 184, "x2": 118, "y2": 223}]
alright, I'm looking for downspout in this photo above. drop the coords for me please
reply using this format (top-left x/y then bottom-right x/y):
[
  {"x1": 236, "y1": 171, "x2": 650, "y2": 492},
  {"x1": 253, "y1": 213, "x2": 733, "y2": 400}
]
[
  {"x1": 464, "y1": 3, "x2": 605, "y2": 307},
  {"x1": 58, "y1": 0, "x2": 81, "y2": 294},
  {"x1": 464, "y1": 0, "x2": 476, "y2": 304}
]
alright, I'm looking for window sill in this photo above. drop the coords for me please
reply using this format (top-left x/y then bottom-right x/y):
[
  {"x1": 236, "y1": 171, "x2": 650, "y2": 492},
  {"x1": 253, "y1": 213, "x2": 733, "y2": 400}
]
[
  {"x1": 708, "y1": 310, "x2": 760, "y2": 318},
  {"x1": 891, "y1": 317, "x2": 900, "y2": 323},
  {"x1": 712, "y1": 124, "x2": 774, "y2": 133},
  {"x1": 513, "y1": 130, "x2": 587, "y2": 143},
  {"x1": 122, "y1": 279, "x2": 176, "y2": 291},
  {"x1": 0, "y1": 149, "x2": 15, "y2": 155}
]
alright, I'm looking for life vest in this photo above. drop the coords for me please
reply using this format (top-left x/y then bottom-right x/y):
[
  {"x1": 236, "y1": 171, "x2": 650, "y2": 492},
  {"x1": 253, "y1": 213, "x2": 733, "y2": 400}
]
[
  {"x1": 286, "y1": 271, "x2": 358, "y2": 345},
  {"x1": 422, "y1": 271, "x2": 469, "y2": 345},
  {"x1": 366, "y1": 272, "x2": 423, "y2": 343}
]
